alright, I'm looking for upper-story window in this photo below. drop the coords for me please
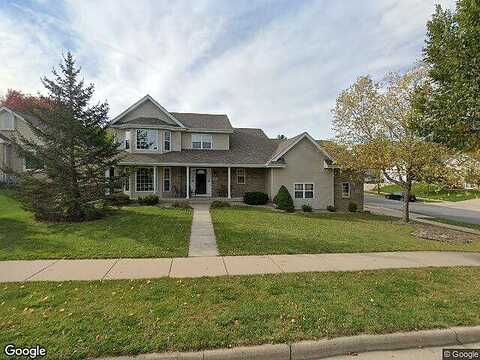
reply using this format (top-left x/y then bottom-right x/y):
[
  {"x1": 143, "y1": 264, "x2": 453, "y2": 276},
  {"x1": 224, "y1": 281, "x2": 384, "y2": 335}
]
[
  {"x1": 164, "y1": 131, "x2": 171, "y2": 151},
  {"x1": 0, "y1": 113, "x2": 14, "y2": 130},
  {"x1": 125, "y1": 130, "x2": 130, "y2": 149},
  {"x1": 136, "y1": 129, "x2": 158, "y2": 150},
  {"x1": 192, "y1": 134, "x2": 212, "y2": 149}
]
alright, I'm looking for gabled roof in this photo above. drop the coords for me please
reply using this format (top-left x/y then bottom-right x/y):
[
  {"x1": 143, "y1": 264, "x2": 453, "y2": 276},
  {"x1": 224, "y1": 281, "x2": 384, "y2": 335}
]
[
  {"x1": 170, "y1": 112, "x2": 233, "y2": 131},
  {"x1": 267, "y1": 132, "x2": 333, "y2": 164},
  {"x1": 110, "y1": 95, "x2": 185, "y2": 127},
  {"x1": 0, "y1": 106, "x2": 42, "y2": 128}
]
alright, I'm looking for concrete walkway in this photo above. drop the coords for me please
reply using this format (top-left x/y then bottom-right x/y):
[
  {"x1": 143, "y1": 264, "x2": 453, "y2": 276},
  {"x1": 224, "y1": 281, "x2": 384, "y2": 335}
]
[
  {"x1": 1, "y1": 251, "x2": 480, "y2": 283},
  {"x1": 188, "y1": 203, "x2": 218, "y2": 257}
]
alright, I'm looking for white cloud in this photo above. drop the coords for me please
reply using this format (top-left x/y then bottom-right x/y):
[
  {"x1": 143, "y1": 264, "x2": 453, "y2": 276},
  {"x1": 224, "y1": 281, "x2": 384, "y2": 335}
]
[{"x1": 0, "y1": 0, "x2": 455, "y2": 138}]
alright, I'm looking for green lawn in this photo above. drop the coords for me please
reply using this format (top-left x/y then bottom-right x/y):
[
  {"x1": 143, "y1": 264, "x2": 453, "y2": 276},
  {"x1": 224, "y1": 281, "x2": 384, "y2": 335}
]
[
  {"x1": 0, "y1": 191, "x2": 192, "y2": 260},
  {"x1": 211, "y1": 207, "x2": 480, "y2": 255},
  {"x1": 379, "y1": 183, "x2": 480, "y2": 202},
  {"x1": 1, "y1": 268, "x2": 480, "y2": 359}
]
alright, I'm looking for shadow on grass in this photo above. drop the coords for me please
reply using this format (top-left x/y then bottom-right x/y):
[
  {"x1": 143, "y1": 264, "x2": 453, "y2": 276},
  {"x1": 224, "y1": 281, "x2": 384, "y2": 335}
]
[{"x1": 0, "y1": 208, "x2": 192, "y2": 260}]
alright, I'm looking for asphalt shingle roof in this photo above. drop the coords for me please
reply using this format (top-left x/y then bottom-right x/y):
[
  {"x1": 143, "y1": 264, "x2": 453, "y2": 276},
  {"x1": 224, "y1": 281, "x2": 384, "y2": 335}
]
[{"x1": 170, "y1": 112, "x2": 233, "y2": 131}]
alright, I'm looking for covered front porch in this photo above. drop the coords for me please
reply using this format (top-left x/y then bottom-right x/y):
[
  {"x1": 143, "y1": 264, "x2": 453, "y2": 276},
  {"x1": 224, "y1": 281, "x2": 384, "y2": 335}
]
[{"x1": 122, "y1": 165, "x2": 267, "y2": 200}]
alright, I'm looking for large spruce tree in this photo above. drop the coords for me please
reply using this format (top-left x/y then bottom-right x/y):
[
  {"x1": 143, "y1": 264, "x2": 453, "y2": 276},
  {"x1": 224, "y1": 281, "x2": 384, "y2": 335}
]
[
  {"x1": 415, "y1": 0, "x2": 480, "y2": 151},
  {"x1": 15, "y1": 52, "x2": 121, "y2": 221}
]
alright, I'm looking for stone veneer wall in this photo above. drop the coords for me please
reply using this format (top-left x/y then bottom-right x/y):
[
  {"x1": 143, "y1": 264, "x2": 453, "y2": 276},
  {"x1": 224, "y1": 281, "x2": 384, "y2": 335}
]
[
  {"x1": 211, "y1": 167, "x2": 268, "y2": 198},
  {"x1": 231, "y1": 168, "x2": 267, "y2": 198},
  {"x1": 333, "y1": 170, "x2": 364, "y2": 211}
]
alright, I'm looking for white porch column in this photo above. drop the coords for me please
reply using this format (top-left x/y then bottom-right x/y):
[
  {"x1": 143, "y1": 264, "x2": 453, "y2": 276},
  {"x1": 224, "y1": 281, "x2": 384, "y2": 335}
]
[
  {"x1": 227, "y1": 166, "x2": 231, "y2": 199},
  {"x1": 186, "y1": 166, "x2": 190, "y2": 199},
  {"x1": 153, "y1": 166, "x2": 157, "y2": 194}
]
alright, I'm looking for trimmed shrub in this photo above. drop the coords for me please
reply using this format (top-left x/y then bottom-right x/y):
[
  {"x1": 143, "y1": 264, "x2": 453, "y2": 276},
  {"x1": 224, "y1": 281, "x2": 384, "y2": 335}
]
[
  {"x1": 105, "y1": 192, "x2": 130, "y2": 207},
  {"x1": 348, "y1": 202, "x2": 358, "y2": 212},
  {"x1": 138, "y1": 195, "x2": 159, "y2": 206},
  {"x1": 302, "y1": 204, "x2": 313, "y2": 212},
  {"x1": 211, "y1": 200, "x2": 231, "y2": 208},
  {"x1": 327, "y1": 205, "x2": 336, "y2": 212},
  {"x1": 274, "y1": 185, "x2": 294, "y2": 212},
  {"x1": 243, "y1": 192, "x2": 268, "y2": 205},
  {"x1": 171, "y1": 201, "x2": 192, "y2": 209}
]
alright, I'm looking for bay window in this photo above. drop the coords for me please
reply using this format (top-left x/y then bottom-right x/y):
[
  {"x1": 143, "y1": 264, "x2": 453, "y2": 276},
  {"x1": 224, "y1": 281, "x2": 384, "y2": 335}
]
[
  {"x1": 136, "y1": 168, "x2": 154, "y2": 192},
  {"x1": 136, "y1": 129, "x2": 158, "y2": 150},
  {"x1": 236, "y1": 168, "x2": 245, "y2": 184},
  {"x1": 163, "y1": 167, "x2": 171, "y2": 192},
  {"x1": 164, "y1": 130, "x2": 171, "y2": 151}
]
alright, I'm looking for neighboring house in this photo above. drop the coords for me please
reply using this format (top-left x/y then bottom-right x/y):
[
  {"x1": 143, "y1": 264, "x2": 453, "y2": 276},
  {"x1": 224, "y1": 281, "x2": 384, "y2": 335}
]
[
  {"x1": 110, "y1": 95, "x2": 364, "y2": 211},
  {"x1": 0, "y1": 106, "x2": 41, "y2": 183}
]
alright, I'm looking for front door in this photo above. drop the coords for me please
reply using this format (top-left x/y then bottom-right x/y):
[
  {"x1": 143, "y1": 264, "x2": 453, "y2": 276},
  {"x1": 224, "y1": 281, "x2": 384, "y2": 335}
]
[{"x1": 195, "y1": 169, "x2": 207, "y2": 195}]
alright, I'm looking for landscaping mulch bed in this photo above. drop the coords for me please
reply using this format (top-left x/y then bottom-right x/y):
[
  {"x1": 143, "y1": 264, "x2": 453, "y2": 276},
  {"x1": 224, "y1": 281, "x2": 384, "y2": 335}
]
[{"x1": 412, "y1": 224, "x2": 480, "y2": 244}]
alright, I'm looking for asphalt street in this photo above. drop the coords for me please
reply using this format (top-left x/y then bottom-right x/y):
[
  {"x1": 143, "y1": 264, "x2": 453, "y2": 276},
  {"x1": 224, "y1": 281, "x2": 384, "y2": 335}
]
[{"x1": 365, "y1": 193, "x2": 480, "y2": 225}]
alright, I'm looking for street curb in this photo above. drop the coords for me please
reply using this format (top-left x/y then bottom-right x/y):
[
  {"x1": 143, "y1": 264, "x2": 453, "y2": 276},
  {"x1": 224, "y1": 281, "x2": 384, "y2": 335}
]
[{"x1": 94, "y1": 326, "x2": 480, "y2": 360}]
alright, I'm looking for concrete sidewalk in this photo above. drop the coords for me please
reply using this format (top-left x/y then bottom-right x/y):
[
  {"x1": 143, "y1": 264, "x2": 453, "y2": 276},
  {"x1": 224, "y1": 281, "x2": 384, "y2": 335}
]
[
  {"x1": 188, "y1": 203, "x2": 219, "y2": 257},
  {"x1": 1, "y1": 251, "x2": 480, "y2": 282}
]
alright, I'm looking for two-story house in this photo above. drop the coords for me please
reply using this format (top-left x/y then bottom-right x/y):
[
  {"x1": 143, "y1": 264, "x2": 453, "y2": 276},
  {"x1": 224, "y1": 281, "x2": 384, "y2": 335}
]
[
  {"x1": 1, "y1": 97, "x2": 363, "y2": 210},
  {"x1": 110, "y1": 95, "x2": 363, "y2": 210}
]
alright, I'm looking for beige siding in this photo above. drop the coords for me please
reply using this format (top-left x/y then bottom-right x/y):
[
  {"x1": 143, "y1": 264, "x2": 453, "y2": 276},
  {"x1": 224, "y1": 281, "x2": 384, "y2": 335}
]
[
  {"x1": 171, "y1": 131, "x2": 181, "y2": 151},
  {"x1": 269, "y1": 138, "x2": 334, "y2": 209},
  {"x1": 181, "y1": 132, "x2": 229, "y2": 150},
  {"x1": 0, "y1": 113, "x2": 39, "y2": 174},
  {"x1": 0, "y1": 111, "x2": 14, "y2": 130},
  {"x1": 14, "y1": 115, "x2": 36, "y2": 141},
  {"x1": 118, "y1": 99, "x2": 178, "y2": 126}
]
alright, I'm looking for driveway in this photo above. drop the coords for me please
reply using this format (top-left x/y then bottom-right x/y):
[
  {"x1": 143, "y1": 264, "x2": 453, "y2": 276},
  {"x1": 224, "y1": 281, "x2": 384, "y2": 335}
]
[{"x1": 365, "y1": 193, "x2": 480, "y2": 225}]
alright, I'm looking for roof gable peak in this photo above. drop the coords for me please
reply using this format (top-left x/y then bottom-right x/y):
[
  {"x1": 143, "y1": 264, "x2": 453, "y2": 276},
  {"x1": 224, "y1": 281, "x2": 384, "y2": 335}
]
[{"x1": 110, "y1": 95, "x2": 185, "y2": 128}]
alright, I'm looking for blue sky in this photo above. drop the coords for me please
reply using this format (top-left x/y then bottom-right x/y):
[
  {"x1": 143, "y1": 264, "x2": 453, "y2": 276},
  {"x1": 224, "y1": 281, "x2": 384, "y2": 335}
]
[{"x1": 0, "y1": 0, "x2": 454, "y2": 138}]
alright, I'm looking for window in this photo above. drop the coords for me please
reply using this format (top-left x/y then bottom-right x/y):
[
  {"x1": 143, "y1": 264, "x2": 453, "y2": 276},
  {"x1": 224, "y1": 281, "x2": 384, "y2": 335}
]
[
  {"x1": 342, "y1": 182, "x2": 351, "y2": 198},
  {"x1": 136, "y1": 129, "x2": 158, "y2": 150},
  {"x1": 163, "y1": 167, "x2": 171, "y2": 192},
  {"x1": 294, "y1": 183, "x2": 314, "y2": 199},
  {"x1": 136, "y1": 168, "x2": 154, "y2": 192},
  {"x1": 24, "y1": 154, "x2": 43, "y2": 171},
  {"x1": 236, "y1": 168, "x2": 245, "y2": 184},
  {"x1": 192, "y1": 134, "x2": 212, "y2": 149},
  {"x1": 125, "y1": 131, "x2": 130, "y2": 149},
  {"x1": 124, "y1": 167, "x2": 130, "y2": 192},
  {"x1": 164, "y1": 131, "x2": 171, "y2": 151}
]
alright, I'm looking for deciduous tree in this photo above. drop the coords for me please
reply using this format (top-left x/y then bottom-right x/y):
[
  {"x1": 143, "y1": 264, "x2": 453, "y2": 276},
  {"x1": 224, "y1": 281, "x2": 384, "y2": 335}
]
[{"x1": 329, "y1": 68, "x2": 454, "y2": 222}]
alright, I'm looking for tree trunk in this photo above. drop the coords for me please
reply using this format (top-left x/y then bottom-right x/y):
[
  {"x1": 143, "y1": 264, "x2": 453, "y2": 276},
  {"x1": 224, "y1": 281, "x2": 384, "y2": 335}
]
[{"x1": 402, "y1": 180, "x2": 412, "y2": 223}]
